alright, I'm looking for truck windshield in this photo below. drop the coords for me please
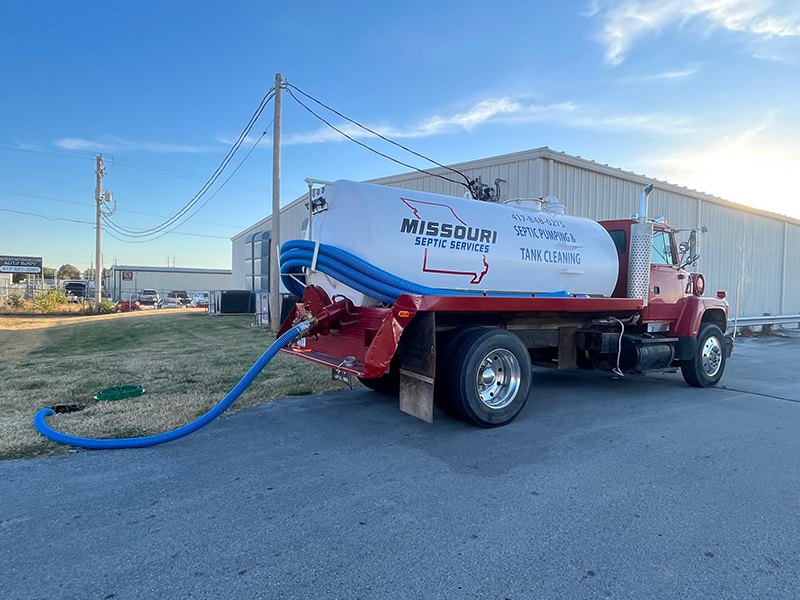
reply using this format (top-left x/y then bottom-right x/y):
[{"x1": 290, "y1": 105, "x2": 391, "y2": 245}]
[{"x1": 651, "y1": 231, "x2": 674, "y2": 265}]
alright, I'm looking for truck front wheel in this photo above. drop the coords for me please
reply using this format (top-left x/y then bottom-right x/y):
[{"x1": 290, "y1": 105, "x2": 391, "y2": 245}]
[
  {"x1": 681, "y1": 323, "x2": 726, "y2": 387},
  {"x1": 447, "y1": 329, "x2": 532, "y2": 427}
]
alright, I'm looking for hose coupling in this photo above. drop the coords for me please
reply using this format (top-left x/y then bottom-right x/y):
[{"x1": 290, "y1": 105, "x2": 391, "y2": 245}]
[{"x1": 295, "y1": 315, "x2": 318, "y2": 337}]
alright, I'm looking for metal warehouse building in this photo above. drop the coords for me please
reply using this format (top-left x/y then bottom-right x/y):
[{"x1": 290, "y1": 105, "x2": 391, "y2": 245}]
[
  {"x1": 231, "y1": 147, "x2": 800, "y2": 319},
  {"x1": 103, "y1": 265, "x2": 232, "y2": 302}
]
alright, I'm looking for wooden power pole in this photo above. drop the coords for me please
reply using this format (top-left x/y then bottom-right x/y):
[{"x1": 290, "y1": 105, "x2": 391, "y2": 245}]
[
  {"x1": 94, "y1": 155, "x2": 104, "y2": 313},
  {"x1": 270, "y1": 73, "x2": 282, "y2": 333}
]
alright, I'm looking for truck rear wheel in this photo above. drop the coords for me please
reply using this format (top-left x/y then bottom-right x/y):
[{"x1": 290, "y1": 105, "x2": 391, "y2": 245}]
[
  {"x1": 447, "y1": 329, "x2": 532, "y2": 428},
  {"x1": 681, "y1": 323, "x2": 726, "y2": 388},
  {"x1": 434, "y1": 327, "x2": 480, "y2": 419}
]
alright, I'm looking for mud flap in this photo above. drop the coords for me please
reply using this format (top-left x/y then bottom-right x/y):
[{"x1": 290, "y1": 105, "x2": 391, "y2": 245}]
[{"x1": 397, "y1": 312, "x2": 436, "y2": 423}]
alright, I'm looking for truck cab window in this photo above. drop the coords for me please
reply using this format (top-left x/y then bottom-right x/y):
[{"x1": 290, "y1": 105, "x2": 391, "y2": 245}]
[
  {"x1": 607, "y1": 230, "x2": 626, "y2": 254},
  {"x1": 651, "y1": 231, "x2": 674, "y2": 265}
]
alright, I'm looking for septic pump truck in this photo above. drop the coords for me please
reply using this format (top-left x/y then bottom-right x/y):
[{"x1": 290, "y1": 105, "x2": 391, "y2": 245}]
[{"x1": 278, "y1": 181, "x2": 732, "y2": 428}]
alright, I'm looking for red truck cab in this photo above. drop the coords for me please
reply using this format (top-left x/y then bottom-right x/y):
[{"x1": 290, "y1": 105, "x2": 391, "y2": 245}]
[{"x1": 600, "y1": 219, "x2": 728, "y2": 338}]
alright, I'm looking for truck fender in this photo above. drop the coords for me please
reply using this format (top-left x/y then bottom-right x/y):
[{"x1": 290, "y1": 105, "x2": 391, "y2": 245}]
[
  {"x1": 672, "y1": 298, "x2": 729, "y2": 360},
  {"x1": 672, "y1": 297, "x2": 728, "y2": 338}
]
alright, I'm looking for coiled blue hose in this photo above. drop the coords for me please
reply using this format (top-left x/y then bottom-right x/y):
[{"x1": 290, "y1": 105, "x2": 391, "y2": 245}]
[
  {"x1": 34, "y1": 322, "x2": 311, "y2": 450},
  {"x1": 281, "y1": 240, "x2": 467, "y2": 303},
  {"x1": 280, "y1": 240, "x2": 571, "y2": 302}
]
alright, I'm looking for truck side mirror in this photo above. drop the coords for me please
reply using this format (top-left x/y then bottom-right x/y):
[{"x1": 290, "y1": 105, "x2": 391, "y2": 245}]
[
  {"x1": 689, "y1": 229, "x2": 698, "y2": 263},
  {"x1": 678, "y1": 229, "x2": 700, "y2": 269}
]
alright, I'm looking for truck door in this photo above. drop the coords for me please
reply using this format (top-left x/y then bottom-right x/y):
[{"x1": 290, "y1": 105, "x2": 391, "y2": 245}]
[{"x1": 647, "y1": 229, "x2": 686, "y2": 323}]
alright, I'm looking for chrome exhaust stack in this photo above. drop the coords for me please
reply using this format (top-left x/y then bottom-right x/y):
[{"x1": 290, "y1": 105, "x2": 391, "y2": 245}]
[{"x1": 628, "y1": 184, "x2": 654, "y2": 305}]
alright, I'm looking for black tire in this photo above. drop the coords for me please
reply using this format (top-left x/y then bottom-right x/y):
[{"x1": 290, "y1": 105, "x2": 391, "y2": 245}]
[
  {"x1": 681, "y1": 323, "x2": 726, "y2": 388},
  {"x1": 447, "y1": 328, "x2": 532, "y2": 428},
  {"x1": 357, "y1": 375, "x2": 398, "y2": 396},
  {"x1": 434, "y1": 328, "x2": 481, "y2": 419},
  {"x1": 357, "y1": 357, "x2": 400, "y2": 396}
]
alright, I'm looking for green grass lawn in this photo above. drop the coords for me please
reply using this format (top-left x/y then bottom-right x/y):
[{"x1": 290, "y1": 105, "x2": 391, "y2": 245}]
[{"x1": 0, "y1": 311, "x2": 334, "y2": 460}]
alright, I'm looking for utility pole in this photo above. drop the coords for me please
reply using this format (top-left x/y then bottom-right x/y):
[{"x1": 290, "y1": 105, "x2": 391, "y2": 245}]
[
  {"x1": 94, "y1": 155, "x2": 104, "y2": 313},
  {"x1": 269, "y1": 72, "x2": 283, "y2": 333}
]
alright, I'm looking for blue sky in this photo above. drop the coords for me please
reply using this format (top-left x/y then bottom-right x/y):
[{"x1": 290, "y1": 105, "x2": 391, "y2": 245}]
[{"x1": 2, "y1": 0, "x2": 799, "y2": 271}]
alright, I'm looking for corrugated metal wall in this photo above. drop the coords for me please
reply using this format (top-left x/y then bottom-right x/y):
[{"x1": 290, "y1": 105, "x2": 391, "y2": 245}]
[
  {"x1": 785, "y1": 224, "x2": 800, "y2": 314},
  {"x1": 230, "y1": 196, "x2": 308, "y2": 290},
  {"x1": 105, "y1": 269, "x2": 231, "y2": 302},
  {"x1": 231, "y1": 148, "x2": 799, "y2": 319},
  {"x1": 372, "y1": 149, "x2": 800, "y2": 319}
]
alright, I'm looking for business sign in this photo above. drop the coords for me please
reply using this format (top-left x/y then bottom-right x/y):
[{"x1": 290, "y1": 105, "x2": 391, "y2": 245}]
[
  {"x1": 122, "y1": 271, "x2": 133, "y2": 281},
  {"x1": 0, "y1": 256, "x2": 42, "y2": 274}
]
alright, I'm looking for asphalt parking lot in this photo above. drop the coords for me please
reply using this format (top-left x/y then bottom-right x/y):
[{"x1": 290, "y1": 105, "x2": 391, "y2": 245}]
[{"x1": 2, "y1": 333, "x2": 799, "y2": 600}]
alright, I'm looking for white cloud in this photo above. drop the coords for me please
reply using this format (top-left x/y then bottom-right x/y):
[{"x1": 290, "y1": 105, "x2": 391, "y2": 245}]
[
  {"x1": 285, "y1": 96, "x2": 693, "y2": 144},
  {"x1": 213, "y1": 133, "x2": 265, "y2": 146},
  {"x1": 55, "y1": 95, "x2": 694, "y2": 158},
  {"x1": 615, "y1": 66, "x2": 700, "y2": 82},
  {"x1": 589, "y1": 0, "x2": 800, "y2": 65},
  {"x1": 57, "y1": 138, "x2": 116, "y2": 151},
  {"x1": 55, "y1": 136, "x2": 219, "y2": 153},
  {"x1": 284, "y1": 98, "x2": 521, "y2": 145},
  {"x1": 750, "y1": 51, "x2": 795, "y2": 63}
]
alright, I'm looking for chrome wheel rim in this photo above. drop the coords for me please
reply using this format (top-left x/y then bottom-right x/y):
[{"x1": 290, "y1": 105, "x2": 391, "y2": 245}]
[
  {"x1": 476, "y1": 349, "x2": 521, "y2": 409},
  {"x1": 702, "y1": 336, "x2": 723, "y2": 378}
]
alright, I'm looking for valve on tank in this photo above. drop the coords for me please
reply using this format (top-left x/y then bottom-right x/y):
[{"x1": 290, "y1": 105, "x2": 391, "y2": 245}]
[{"x1": 468, "y1": 176, "x2": 506, "y2": 202}]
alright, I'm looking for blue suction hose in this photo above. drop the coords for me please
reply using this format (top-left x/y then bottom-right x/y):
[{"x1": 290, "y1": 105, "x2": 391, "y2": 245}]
[
  {"x1": 34, "y1": 321, "x2": 313, "y2": 450},
  {"x1": 36, "y1": 240, "x2": 573, "y2": 450},
  {"x1": 280, "y1": 240, "x2": 572, "y2": 302},
  {"x1": 280, "y1": 240, "x2": 464, "y2": 303}
]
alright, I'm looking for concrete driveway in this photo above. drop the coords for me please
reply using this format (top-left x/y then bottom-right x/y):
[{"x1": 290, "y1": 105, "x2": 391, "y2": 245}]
[{"x1": 2, "y1": 333, "x2": 799, "y2": 599}]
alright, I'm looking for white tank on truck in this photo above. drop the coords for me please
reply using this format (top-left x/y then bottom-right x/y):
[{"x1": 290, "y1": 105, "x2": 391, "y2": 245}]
[{"x1": 305, "y1": 180, "x2": 619, "y2": 305}]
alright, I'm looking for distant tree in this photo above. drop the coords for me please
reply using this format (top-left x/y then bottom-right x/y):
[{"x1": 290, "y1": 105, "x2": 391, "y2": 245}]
[
  {"x1": 12, "y1": 273, "x2": 28, "y2": 283},
  {"x1": 83, "y1": 267, "x2": 96, "y2": 280},
  {"x1": 57, "y1": 264, "x2": 81, "y2": 280},
  {"x1": 43, "y1": 267, "x2": 57, "y2": 280}
]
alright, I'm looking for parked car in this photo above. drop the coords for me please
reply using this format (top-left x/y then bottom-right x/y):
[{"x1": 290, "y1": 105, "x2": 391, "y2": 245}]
[
  {"x1": 168, "y1": 290, "x2": 190, "y2": 306},
  {"x1": 138, "y1": 289, "x2": 159, "y2": 305},
  {"x1": 156, "y1": 296, "x2": 182, "y2": 309},
  {"x1": 190, "y1": 291, "x2": 209, "y2": 308},
  {"x1": 64, "y1": 281, "x2": 88, "y2": 302},
  {"x1": 114, "y1": 300, "x2": 140, "y2": 312}
]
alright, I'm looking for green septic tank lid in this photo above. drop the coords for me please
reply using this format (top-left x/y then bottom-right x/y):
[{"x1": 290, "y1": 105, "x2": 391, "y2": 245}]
[{"x1": 94, "y1": 385, "x2": 146, "y2": 401}]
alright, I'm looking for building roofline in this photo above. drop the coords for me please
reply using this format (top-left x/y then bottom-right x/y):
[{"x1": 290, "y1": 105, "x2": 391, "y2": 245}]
[
  {"x1": 232, "y1": 146, "x2": 800, "y2": 241},
  {"x1": 110, "y1": 266, "x2": 231, "y2": 275},
  {"x1": 231, "y1": 194, "x2": 309, "y2": 241},
  {"x1": 370, "y1": 146, "x2": 800, "y2": 227}
]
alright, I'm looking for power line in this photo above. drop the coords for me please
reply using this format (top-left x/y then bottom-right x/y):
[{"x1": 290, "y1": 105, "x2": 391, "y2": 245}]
[
  {"x1": 105, "y1": 154, "x2": 273, "y2": 194},
  {"x1": 164, "y1": 126, "x2": 273, "y2": 231},
  {"x1": 0, "y1": 138, "x2": 276, "y2": 195},
  {"x1": 284, "y1": 83, "x2": 473, "y2": 191},
  {"x1": 105, "y1": 88, "x2": 275, "y2": 238},
  {"x1": 0, "y1": 207, "x2": 94, "y2": 225},
  {"x1": 105, "y1": 96, "x2": 273, "y2": 237},
  {"x1": 0, "y1": 189, "x2": 242, "y2": 230},
  {"x1": 103, "y1": 125, "x2": 272, "y2": 243},
  {"x1": 102, "y1": 227, "x2": 231, "y2": 242},
  {"x1": 0, "y1": 207, "x2": 230, "y2": 240},
  {"x1": 0, "y1": 142, "x2": 96, "y2": 163},
  {"x1": 0, "y1": 138, "x2": 98, "y2": 157}
]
